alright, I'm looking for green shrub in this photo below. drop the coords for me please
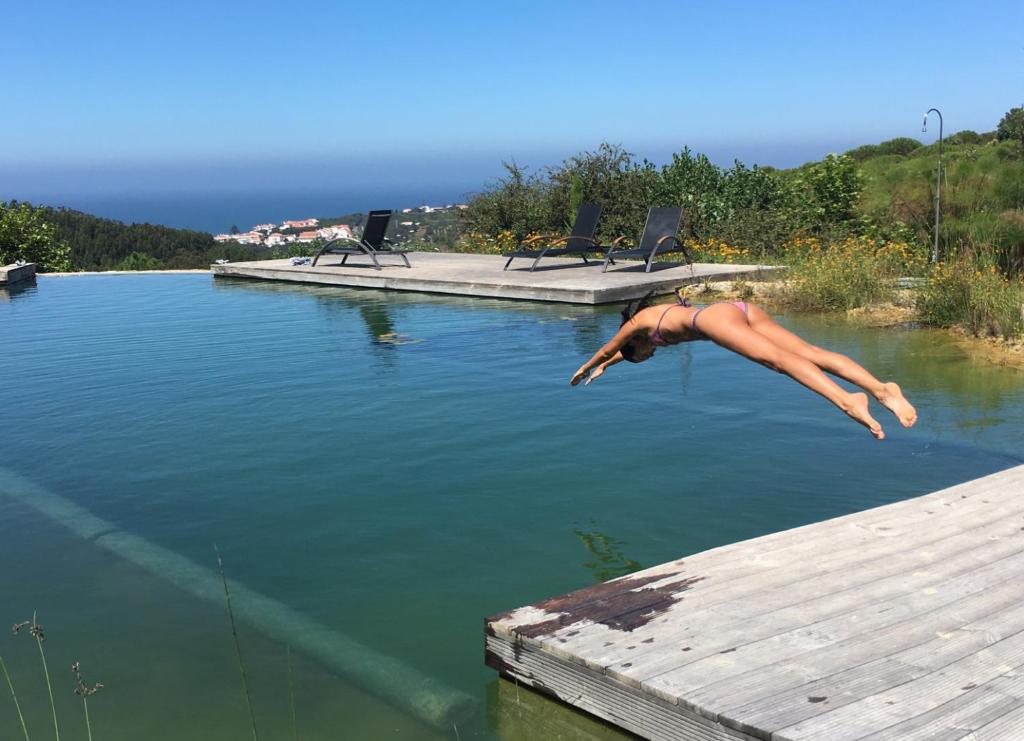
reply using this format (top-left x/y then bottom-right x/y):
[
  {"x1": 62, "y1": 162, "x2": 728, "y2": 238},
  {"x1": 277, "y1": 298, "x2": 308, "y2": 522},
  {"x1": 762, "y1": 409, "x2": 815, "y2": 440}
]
[
  {"x1": 116, "y1": 251, "x2": 164, "y2": 270},
  {"x1": 784, "y1": 236, "x2": 927, "y2": 311},
  {"x1": 0, "y1": 201, "x2": 71, "y2": 272},
  {"x1": 917, "y1": 257, "x2": 1024, "y2": 339}
]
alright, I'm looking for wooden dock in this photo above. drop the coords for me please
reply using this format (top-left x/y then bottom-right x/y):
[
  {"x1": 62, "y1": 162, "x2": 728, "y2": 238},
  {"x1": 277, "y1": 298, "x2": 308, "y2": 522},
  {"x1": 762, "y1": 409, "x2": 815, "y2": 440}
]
[
  {"x1": 212, "y1": 253, "x2": 781, "y2": 304},
  {"x1": 485, "y1": 465, "x2": 1024, "y2": 740}
]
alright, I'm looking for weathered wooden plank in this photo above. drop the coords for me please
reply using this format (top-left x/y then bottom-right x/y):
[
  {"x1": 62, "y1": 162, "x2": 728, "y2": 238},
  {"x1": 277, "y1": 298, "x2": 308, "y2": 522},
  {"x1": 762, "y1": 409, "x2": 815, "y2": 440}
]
[
  {"x1": 769, "y1": 632, "x2": 1024, "y2": 740},
  {"x1": 640, "y1": 539, "x2": 1024, "y2": 706},
  {"x1": 550, "y1": 506, "x2": 1024, "y2": 690},
  {"x1": 486, "y1": 633, "x2": 757, "y2": 741},
  {"x1": 491, "y1": 467, "x2": 1024, "y2": 654},
  {"x1": 483, "y1": 464, "x2": 1024, "y2": 741},
  {"x1": 720, "y1": 600, "x2": 1024, "y2": 736},
  {"x1": 685, "y1": 555, "x2": 1024, "y2": 717},
  {"x1": 854, "y1": 681, "x2": 1024, "y2": 741},
  {"x1": 971, "y1": 703, "x2": 1024, "y2": 740}
]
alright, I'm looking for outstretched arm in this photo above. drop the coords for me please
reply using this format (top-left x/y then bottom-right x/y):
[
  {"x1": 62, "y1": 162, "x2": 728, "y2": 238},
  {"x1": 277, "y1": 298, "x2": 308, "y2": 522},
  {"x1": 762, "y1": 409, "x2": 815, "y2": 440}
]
[
  {"x1": 570, "y1": 319, "x2": 641, "y2": 386},
  {"x1": 583, "y1": 351, "x2": 624, "y2": 385}
]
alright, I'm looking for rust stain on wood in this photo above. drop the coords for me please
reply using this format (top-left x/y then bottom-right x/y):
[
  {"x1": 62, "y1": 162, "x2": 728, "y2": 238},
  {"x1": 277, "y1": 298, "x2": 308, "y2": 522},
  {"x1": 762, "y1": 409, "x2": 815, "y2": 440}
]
[{"x1": 505, "y1": 569, "x2": 705, "y2": 638}]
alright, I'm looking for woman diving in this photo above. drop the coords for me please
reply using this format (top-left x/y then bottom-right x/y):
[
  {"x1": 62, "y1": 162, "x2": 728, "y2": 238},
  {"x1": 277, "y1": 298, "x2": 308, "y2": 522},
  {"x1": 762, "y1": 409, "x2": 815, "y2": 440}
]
[{"x1": 570, "y1": 291, "x2": 917, "y2": 440}]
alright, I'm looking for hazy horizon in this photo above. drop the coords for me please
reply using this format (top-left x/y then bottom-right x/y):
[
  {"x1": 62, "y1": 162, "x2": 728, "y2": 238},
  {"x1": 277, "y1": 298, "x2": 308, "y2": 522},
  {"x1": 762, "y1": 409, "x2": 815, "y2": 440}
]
[
  {"x1": 4, "y1": 0, "x2": 1019, "y2": 231},
  {"x1": 1, "y1": 135, "x2": 943, "y2": 231}
]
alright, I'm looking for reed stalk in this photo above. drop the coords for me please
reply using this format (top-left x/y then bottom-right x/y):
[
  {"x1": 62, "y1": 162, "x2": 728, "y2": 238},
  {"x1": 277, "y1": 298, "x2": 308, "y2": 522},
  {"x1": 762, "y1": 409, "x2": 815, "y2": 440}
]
[
  {"x1": 71, "y1": 662, "x2": 101, "y2": 741},
  {"x1": 31, "y1": 614, "x2": 59, "y2": 741},
  {"x1": 1, "y1": 654, "x2": 31, "y2": 741},
  {"x1": 214, "y1": 544, "x2": 259, "y2": 741},
  {"x1": 286, "y1": 645, "x2": 298, "y2": 741},
  {"x1": 81, "y1": 697, "x2": 92, "y2": 741}
]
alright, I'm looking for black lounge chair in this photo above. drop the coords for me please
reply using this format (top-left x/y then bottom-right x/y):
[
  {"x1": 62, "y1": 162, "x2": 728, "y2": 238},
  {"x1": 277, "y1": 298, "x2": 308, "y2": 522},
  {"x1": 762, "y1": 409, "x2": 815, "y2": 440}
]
[
  {"x1": 312, "y1": 209, "x2": 410, "y2": 270},
  {"x1": 503, "y1": 202, "x2": 607, "y2": 271},
  {"x1": 601, "y1": 207, "x2": 690, "y2": 272}
]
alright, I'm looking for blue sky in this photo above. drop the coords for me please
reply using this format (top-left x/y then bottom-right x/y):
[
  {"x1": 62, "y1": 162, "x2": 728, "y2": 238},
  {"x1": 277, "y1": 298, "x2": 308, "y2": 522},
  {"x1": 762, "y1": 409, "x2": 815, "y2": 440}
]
[{"x1": 2, "y1": 0, "x2": 1022, "y2": 205}]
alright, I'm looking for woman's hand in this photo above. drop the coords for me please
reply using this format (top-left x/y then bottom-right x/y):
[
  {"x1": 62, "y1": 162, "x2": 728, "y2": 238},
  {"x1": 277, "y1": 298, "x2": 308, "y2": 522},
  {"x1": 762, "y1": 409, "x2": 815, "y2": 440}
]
[
  {"x1": 570, "y1": 366, "x2": 589, "y2": 386},
  {"x1": 583, "y1": 365, "x2": 605, "y2": 385}
]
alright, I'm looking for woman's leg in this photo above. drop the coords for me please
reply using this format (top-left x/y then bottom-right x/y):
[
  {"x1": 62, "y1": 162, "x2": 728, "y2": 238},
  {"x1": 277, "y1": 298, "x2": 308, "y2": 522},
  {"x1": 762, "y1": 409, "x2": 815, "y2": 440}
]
[
  {"x1": 696, "y1": 303, "x2": 885, "y2": 439},
  {"x1": 744, "y1": 305, "x2": 916, "y2": 428}
]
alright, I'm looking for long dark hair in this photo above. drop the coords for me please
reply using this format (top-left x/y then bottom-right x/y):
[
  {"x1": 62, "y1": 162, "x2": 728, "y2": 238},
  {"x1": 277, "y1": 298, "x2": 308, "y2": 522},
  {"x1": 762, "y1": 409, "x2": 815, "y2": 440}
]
[{"x1": 618, "y1": 290, "x2": 656, "y2": 362}]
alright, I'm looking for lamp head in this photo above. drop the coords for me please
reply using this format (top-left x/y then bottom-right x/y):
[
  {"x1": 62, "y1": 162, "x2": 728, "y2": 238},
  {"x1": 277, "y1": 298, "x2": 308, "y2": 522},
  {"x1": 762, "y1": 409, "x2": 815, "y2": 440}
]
[{"x1": 922, "y1": 112, "x2": 929, "y2": 132}]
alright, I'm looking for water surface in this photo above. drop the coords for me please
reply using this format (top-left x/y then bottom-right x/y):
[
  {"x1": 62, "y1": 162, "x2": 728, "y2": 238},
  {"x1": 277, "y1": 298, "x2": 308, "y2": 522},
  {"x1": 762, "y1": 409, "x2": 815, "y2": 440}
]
[{"x1": 2, "y1": 275, "x2": 1022, "y2": 740}]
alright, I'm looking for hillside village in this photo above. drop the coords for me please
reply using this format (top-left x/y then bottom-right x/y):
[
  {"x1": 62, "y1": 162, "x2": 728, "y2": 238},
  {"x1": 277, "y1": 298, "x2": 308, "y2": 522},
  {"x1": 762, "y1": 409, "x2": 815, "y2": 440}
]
[{"x1": 213, "y1": 203, "x2": 467, "y2": 247}]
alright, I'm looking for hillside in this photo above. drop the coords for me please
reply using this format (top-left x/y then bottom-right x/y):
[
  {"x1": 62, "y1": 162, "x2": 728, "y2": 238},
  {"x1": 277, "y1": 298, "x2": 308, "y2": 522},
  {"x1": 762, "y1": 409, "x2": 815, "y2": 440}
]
[{"x1": 852, "y1": 137, "x2": 1024, "y2": 270}]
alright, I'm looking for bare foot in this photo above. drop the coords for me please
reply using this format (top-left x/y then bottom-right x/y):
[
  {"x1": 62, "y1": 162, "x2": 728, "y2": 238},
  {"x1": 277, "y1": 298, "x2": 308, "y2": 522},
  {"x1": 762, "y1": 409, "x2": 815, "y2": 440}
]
[
  {"x1": 845, "y1": 392, "x2": 885, "y2": 440},
  {"x1": 878, "y1": 382, "x2": 917, "y2": 428}
]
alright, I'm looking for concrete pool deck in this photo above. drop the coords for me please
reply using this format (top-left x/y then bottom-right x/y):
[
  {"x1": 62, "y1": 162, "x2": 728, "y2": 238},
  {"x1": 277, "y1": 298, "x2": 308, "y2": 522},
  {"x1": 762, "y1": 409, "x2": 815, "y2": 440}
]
[
  {"x1": 0, "y1": 262, "x2": 36, "y2": 286},
  {"x1": 211, "y1": 252, "x2": 783, "y2": 304},
  {"x1": 486, "y1": 464, "x2": 1024, "y2": 740}
]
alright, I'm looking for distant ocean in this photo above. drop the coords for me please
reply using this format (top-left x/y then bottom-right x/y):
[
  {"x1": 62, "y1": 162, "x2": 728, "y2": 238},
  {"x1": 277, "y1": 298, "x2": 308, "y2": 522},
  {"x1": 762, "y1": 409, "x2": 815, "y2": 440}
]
[{"x1": 22, "y1": 185, "x2": 481, "y2": 234}]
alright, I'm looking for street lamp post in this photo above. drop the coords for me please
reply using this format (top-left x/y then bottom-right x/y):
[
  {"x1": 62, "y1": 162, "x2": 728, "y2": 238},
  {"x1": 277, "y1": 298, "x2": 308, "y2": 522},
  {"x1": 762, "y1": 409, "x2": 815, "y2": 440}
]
[{"x1": 922, "y1": 108, "x2": 944, "y2": 263}]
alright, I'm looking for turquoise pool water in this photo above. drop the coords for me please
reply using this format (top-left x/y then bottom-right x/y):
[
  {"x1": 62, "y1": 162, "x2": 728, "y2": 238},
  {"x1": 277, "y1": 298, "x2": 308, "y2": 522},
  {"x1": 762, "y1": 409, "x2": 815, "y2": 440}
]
[{"x1": 2, "y1": 274, "x2": 1022, "y2": 740}]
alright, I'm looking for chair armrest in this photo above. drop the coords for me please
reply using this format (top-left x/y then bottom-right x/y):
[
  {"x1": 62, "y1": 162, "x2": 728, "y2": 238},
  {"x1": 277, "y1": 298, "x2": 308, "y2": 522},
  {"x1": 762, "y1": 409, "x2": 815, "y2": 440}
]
[
  {"x1": 328, "y1": 236, "x2": 364, "y2": 247},
  {"x1": 521, "y1": 233, "x2": 559, "y2": 246},
  {"x1": 610, "y1": 235, "x2": 628, "y2": 248},
  {"x1": 655, "y1": 235, "x2": 681, "y2": 247}
]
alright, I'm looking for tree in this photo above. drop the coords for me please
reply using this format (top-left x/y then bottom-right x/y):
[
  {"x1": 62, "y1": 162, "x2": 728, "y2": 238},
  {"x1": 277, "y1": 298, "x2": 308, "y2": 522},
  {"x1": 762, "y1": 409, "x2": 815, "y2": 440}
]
[
  {"x1": 0, "y1": 201, "x2": 71, "y2": 272},
  {"x1": 460, "y1": 161, "x2": 548, "y2": 240},
  {"x1": 116, "y1": 251, "x2": 164, "y2": 270},
  {"x1": 875, "y1": 137, "x2": 923, "y2": 157},
  {"x1": 996, "y1": 107, "x2": 1024, "y2": 152},
  {"x1": 230, "y1": 224, "x2": 241, "y2": 234},
  {"x1": 804, "y1": 154, "x2": 864, "y2": 226}
]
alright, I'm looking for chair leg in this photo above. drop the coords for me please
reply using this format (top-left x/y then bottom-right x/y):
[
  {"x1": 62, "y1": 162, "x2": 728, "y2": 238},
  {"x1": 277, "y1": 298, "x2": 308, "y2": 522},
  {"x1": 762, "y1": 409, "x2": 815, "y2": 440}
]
[
  {"x1": 530, "y1": 247, "x2": 552, "y2": 272},
  {"x1": 645, "y1": 245, "x2": 659, "y2": 272},
  {"x1": 400, "y1": 252, "x2": 411, "y2": 268},
  {"x1": 341, "y1": 254, "x2": 349, "y2": 265},
  {"x1": 602, "y1": 250, "x2": 615, "y2": 273},
  {"x1": 503, "y1": 256, "x2": 514, "y2": 271}
]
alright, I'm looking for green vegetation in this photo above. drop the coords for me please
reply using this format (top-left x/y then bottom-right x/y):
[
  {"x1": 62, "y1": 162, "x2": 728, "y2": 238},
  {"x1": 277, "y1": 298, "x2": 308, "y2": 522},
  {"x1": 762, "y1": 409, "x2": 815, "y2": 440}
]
[
  {"x1": 918, "y1": 254, "x2": 1024, "y2": 340},
  {"x1": 997, "y1": 107, "x2": 1024, "y2": 152},
  {"x1": 459, "y1": 144, "x2": 808, "y2": 259},
  {"x1": 459, "y1": 107, "x2": 1024, "y2": 340},
  {"x1": 784, "y1": 236, "x2": 927, "y2": 311},
  {"x1": 6, "y1": 107, "x2": 1023, "y2": 342},
  {"x1": 0, "y1": 201, "x2": 71, "y2": 272},
  {"x1": 42, "y1": 207, "x2": 260, "y2": 270}
]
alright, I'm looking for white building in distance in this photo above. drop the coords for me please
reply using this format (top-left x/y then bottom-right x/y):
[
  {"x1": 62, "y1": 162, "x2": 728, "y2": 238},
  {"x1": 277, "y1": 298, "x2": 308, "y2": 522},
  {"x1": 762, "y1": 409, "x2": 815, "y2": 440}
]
[{"x1": 283, "y1": 218, "x2": 319, "y2": 229}]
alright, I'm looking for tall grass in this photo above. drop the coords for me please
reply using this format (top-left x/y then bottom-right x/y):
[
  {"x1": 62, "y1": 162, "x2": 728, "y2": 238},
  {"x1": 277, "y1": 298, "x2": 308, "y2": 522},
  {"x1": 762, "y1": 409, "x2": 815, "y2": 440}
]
[
  {"x1": 782, "y1": 236, "x2": 927, "y2": 310},
  {"x1": 1, "y1": 654, "x2": 31, "y2": 741},
  {"x1": 72, "y1": 662, "x2": 103, "y2": 741},
  {"x1": 13, "y1": 615, "x2": 59, "y2": 741},
  {"x1": 917, "y1": 254, "x2": 1024, "y2": 339}
]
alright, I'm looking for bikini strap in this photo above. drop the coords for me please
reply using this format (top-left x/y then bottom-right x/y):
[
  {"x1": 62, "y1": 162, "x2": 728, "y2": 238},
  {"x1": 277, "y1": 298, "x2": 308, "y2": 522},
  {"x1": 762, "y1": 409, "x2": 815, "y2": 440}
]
[{"x1": 654, "y1": 304, "x2": 676, "y2": 337}]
